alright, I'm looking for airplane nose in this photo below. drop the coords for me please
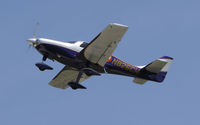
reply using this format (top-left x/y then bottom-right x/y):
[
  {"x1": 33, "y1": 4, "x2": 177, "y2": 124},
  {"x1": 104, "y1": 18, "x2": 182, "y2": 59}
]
[{"x1": 26, "y1": 38, "x2": 37, "y2": 46}]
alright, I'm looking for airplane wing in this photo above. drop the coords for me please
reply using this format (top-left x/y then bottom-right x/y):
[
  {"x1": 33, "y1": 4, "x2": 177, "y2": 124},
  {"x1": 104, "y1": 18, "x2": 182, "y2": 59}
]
[
  {"x1": 79, "y1": 23, "x2": 128, "y2": 67},
  {"x1": 49, "y1": 66, "x2": 90, "y2": 89}
]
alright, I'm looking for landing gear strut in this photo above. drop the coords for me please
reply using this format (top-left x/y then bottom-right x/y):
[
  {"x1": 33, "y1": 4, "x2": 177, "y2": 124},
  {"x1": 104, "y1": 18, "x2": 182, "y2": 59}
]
[
  {"x1": 42, "y1": 55, "x2": 48, "y2": 61},
  {"x1": 68, "y1": 70, "x2": 87, "y2": 90},
  {"x1": 68, "y1": 68, "x2": 101, "y2": 90}
]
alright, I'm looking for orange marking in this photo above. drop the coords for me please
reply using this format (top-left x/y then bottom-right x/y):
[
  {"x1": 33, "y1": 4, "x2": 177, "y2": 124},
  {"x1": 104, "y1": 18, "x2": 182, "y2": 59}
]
[{"x1": 107, "y1": 56, "x2": 113, "y2": 62}]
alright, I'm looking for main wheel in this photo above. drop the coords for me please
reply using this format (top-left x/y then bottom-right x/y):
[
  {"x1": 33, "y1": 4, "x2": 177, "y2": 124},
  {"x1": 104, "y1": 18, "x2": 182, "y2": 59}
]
[
  {"x1": 68, "y1": 82, "x2": 78, "y2": 90},
  {"x1": 68, "y1": 82, "x2": 87, "y2": 90}
]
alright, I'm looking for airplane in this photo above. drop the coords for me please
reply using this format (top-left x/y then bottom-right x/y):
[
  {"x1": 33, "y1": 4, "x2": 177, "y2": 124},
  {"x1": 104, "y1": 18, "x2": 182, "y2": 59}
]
[{"x1": 26, "y1": 23, "x2": 173, "y2": 90}]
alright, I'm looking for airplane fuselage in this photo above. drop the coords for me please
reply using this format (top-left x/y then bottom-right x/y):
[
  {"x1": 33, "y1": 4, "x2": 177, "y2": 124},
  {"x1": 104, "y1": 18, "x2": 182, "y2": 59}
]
[
  {"x1": 32, "y1": 38, "x2": 141, "y2": 77},
  {"x1": 27, "y1": 36, "x2": 172, "y2": 86}
]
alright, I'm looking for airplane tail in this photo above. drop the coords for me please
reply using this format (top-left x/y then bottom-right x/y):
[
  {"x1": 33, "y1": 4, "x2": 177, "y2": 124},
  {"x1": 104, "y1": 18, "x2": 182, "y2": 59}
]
[{"x1": 134, "y1": 56, "x2": 173, "y2": 84}]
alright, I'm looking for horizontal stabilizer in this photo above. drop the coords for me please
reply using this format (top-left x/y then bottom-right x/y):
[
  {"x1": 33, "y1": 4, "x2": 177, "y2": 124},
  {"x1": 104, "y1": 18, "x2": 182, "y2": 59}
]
[{"x1": 133, "y1": 78, "x2": 148, "y2": 84}]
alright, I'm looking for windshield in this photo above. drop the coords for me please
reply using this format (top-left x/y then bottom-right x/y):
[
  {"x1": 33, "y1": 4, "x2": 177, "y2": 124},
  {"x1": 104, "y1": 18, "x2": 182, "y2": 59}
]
[{"x1": 80, "y1": 42, "x2": 88, "y2": 48}]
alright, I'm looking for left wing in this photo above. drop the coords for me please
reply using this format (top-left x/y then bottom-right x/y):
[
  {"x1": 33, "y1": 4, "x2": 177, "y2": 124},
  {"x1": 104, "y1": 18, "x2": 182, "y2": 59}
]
[
  {"x1": 78, "y1": 23, "x2": 128, "y2": 67},
  {"x1": 49, "y1": 66, "x2": 90, "y2": 89}
]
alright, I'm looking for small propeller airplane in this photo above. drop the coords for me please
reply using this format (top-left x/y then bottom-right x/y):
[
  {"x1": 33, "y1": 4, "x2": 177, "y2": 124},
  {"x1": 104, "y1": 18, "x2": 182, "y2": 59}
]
[{"x1": 27, "y1": 23, "x2": 173, "y2": 90}]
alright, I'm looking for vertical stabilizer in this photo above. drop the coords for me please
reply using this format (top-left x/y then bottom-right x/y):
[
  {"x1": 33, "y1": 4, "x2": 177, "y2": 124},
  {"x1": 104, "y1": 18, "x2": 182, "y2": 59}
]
[
  {"x1": 134, "y1": 56, "x2": 173, "y2": 83},
  {"x1": 159, "y1": 56, "x2": 173, "y2": 73}
]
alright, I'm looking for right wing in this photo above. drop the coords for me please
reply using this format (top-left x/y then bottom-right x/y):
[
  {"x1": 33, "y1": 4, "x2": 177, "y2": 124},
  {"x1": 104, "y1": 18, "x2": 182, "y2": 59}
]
[
  {"x1": 79, "y1": 23, "x2": 128, "y2": 67},
  {"x1": 49, "y1": 66, "x2": 90, "y2": 89}
]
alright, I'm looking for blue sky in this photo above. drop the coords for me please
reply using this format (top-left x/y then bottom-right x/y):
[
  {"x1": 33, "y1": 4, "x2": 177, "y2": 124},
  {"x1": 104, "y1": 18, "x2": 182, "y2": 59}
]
[{"x1": 0, "y1": 0, "x2": 200, "y2": 124}]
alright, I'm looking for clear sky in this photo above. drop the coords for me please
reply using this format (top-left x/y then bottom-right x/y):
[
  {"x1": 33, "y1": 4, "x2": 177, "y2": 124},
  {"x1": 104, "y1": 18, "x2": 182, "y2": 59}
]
[{"x1": 0, "y1": 0, "x2": 200, "y2": 125}]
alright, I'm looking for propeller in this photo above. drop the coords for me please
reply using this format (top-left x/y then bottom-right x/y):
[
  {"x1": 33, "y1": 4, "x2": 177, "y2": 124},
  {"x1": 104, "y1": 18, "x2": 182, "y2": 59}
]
[
  {"x1": 28, "y1": 22, "x2": 40, "y2": 49},
  {"x1": 33, "y1": 22, "x2": 40, "y2": 38}
]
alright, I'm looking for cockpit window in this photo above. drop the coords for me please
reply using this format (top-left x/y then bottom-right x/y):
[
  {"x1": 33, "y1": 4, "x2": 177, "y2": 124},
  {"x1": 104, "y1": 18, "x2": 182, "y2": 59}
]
[{"x1": 80, "y1": 42, "x2": 88, "y2": 48}]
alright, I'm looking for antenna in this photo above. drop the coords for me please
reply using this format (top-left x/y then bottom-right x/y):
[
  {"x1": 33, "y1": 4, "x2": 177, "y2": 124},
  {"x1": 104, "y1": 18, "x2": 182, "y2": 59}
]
[{"x1": 33, "y1": 22, "x2": 40, "y2": 38}]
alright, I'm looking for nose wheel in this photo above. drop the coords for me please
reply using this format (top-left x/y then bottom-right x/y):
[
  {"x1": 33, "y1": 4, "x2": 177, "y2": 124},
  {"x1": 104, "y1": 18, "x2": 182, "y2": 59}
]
[
  {"x1": 35, "y1": 55, "x2": 53, "y2": 71},
  {"x1": 42, "y1": 55, "x2": 48, "y2": 61},
  {"x1": 35, "y1": 63, "x2": 53, "y2": 71}
]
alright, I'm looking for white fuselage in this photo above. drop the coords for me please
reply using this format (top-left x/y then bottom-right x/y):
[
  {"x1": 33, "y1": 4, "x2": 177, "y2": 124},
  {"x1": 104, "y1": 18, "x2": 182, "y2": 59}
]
[
  {"x1": 38, "y1": 38, "x2": 84, "y2": 52},
  {"x1": 27, "y1": 38, "x2": 88, "y2": 66}
]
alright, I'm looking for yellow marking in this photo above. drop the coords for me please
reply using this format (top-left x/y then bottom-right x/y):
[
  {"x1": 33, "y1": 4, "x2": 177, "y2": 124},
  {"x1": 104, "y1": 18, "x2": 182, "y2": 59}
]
[
  {"x1": 112, "y1": 58, "x2": 116, "y2": 65},
  {"x1": 114, "y1": 59, "x2": 119, "y2": 65},
  {"x1": 126, "y1": 64, "x2": 131, "y2": 71},
  {"x1": 117, "y1": 61, "x2": 122, "y2": 67},
  {"x1": 111, "y1": 58, "x2": 140, "y2": 74},
  {"x1": 121, "y1": 63, "x2": 126, "y2": 68}
]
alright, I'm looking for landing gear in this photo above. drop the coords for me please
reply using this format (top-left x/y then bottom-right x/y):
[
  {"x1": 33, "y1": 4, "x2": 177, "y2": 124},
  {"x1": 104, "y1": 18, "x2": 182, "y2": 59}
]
[
  {"x1": 35, "y1": 63, "x2": 53, "y2": 71},
  {"x1": 67, "y1": 68, "x2": 101, "y2": 90},
  {"x1": 35, "y1": 55, "x2": 53, "y2": 71},
  {"x1": 42, "y1": 55, "x2": 48, "y2": 61},
  {"x1": 68, "y1": 82, "x2": 86, "y2": 90},
  {"x1": 68, "y1": 70, "x2": 87, "y2": 90}
]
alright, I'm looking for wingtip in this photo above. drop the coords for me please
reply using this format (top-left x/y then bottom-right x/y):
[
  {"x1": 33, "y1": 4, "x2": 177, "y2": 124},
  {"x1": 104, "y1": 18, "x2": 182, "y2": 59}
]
[
  {"x1": 111, "y1": 23, "x2": 128, "y2": 28},
  {"x1": 160, "y1": 56, "x2": 174, "y2": 60}
]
